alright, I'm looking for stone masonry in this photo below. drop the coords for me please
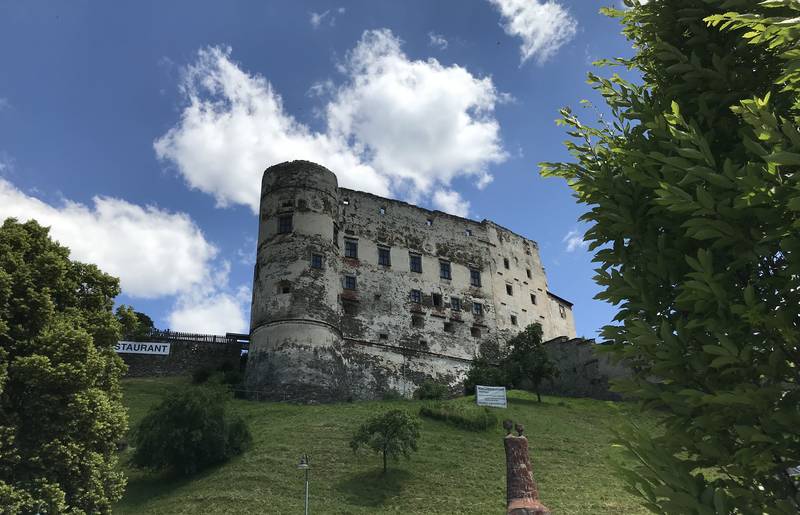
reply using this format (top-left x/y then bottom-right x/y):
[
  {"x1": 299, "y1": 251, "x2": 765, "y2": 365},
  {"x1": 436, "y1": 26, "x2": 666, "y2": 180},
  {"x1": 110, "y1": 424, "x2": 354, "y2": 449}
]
[{"x1": 245, "y1": 160, "x2": 577, "y2": 401}]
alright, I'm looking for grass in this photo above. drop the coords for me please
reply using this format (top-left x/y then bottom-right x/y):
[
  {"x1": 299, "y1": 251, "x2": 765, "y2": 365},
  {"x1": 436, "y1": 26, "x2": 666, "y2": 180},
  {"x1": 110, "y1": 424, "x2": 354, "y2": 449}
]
[{"x1": 115, "y1": 377, "x2": 653, "y2": 514}]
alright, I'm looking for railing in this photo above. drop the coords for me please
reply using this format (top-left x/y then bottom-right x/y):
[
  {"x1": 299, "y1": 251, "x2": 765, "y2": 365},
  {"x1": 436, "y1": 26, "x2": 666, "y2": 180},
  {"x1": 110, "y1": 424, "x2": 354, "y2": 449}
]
[{"x1": 123, "y1": 329, "x2": 249, "y2": 347}]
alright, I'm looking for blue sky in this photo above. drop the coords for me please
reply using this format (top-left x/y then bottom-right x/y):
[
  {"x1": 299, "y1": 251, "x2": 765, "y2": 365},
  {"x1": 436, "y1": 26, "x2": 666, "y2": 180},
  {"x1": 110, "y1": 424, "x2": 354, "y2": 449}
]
[{"x1": 0, "y1": 0, "x2": 634, "y2": 338}]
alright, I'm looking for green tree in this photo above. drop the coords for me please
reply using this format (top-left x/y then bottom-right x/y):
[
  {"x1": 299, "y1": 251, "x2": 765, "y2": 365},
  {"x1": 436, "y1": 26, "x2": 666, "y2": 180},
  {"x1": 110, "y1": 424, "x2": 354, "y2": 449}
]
[
  {"x1": 0, "y1": 218, "x2": 128, "y2": 513},
  {"x1": 131, "y1": 386, "x2": 252, "y2": 475},
  {"x1": 115, "y1": 304, "x2": 156, "y2": 339},
  {"x1": 350, "y1": 409, "x2": 420, "y2": 474},
  {"x1": 540, "y1": 1, "x2": 799, "y2": 512},
  {"x1": 505, "y1": 324, "x2": 557, "y2": 403},
  {"x1": 463, "y1": 340, "x2": 509, "y2": 395}
]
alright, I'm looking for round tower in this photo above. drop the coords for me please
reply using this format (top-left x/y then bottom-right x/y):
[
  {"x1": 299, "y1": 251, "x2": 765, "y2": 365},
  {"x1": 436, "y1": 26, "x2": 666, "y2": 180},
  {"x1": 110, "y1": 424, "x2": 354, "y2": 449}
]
[{"x1": 245, "y1": 160, "x2": 344, "y2": 400}]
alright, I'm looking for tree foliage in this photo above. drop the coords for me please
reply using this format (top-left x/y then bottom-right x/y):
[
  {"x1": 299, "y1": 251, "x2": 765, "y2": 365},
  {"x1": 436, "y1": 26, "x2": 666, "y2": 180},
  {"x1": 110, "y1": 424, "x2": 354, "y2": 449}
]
[
  {"x1": 504, "y1": 323, "x2": 557, "y2": 403},
  {"x1": 540, "y1": 1, "x2": 799, "y2": 512},
  {"x1": 0, "y1": 218, "x2": 128, "y2": 513},
  {"x1": 115, "y1": 305, "x2": 156, "y2": 339},
  {"x1": 349, "y1": 409, "x2": 420, "y2": 474},
  {"x1": 131, "y1": 386, "x2": 252, "y2": 475}
]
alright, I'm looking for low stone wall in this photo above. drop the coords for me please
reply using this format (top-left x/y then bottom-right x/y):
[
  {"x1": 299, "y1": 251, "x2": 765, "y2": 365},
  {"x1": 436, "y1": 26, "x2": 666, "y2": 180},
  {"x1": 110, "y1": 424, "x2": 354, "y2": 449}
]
[
  {"x1": 540, "y1": 337, "x2": 631, "y2": 400},
  {"x1": 120, "y1": 340, "x2": 242, "y2": 377}
]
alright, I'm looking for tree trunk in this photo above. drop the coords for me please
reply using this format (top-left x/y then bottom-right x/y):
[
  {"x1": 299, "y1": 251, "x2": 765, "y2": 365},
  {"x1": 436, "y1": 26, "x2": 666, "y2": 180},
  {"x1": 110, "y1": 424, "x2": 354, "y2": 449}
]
[
  {"x1": 383, "y1": 448, "x2": 387, "y2": 474},
  {"x1": 536, "y1": 389, "x2": 541, "y2": 403}
]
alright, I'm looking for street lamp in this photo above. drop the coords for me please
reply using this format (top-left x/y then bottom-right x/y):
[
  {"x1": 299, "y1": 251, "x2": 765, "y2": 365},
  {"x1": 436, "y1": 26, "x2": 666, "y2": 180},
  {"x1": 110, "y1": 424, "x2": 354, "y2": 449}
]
[{"x1": 297, "y1": 454, "x2": 310, "y2": 515}]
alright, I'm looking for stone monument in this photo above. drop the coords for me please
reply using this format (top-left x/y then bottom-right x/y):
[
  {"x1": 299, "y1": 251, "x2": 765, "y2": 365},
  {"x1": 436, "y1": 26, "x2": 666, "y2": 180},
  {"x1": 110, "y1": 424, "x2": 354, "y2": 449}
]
[{"x1": 503, "y1": 419, "x2": 550, "y2": 515}]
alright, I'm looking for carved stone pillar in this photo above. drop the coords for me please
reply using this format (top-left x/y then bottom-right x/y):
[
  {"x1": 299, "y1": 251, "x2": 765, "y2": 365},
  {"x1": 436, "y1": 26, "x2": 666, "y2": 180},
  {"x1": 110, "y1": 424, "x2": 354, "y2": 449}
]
[{"x1": 503, "y1": 420, "x2": 550, "y2": 515}]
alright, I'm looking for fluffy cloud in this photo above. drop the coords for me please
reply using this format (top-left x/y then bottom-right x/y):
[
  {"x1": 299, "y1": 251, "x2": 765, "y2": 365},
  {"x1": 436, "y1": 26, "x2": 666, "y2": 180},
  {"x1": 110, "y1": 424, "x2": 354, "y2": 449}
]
[
  {"x1": 489, "y1": 0, "x2": 577, "y2": 64},
  {"x1": 167, "y1": 262, "x2": 250, "y2": 333},
  {"x1": 0, "y1": 178, "x2": 217, "y2": 298},
  {"x1": 428, "y1": 31, "x2": 448, "y2": 50},
  {"x1": 155, "y1": 30, "x2": 507, "y2": 217},
  {"x1": 432, "y1": 189, "x2": 470, "y2": 218},
  {"x1": 563, "y1": 229, "x2": 588, "y2": 252}
]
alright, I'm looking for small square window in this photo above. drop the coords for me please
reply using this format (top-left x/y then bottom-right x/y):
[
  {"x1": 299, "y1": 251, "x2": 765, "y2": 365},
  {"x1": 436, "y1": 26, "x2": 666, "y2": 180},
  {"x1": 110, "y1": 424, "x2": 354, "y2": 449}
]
[
  {"x1": 503, "y1": 257, "x2": 510, "y2": 269},
  {"x1": 344, "y1": 275, "x2": 357, "y2": 290},
  {"x1": 559, "y1": 304, "x2": 567, "y2": 319},
  {"x1": 530, "y1": 293, "x2": 537, "y2": 305},
  {"x1": 410, "y1": 289, "x2": 422, "y2": 303},
  {"x1": 444, "y1": 321, "x2": 454, "y2": 333},
  {"x1": 412, "y1": 315, "x2": 424, "y2": 328},
  {"x1": 378, "y1": 247, "x2": 391, "y2": 266},
  {"x1": 409, "y1": 253, "x2": 422, "y2": 273},
  {"x1": 439, "y1": 261, "x2": 452, "y2": 280},
  {"x1": 342, "y1": 299, "x2": 358, "y2": 315},
  {"x1": 311, "y1": 254, "x2": 323, "y2": 269},
  {"x1": 432, "y1": 293, "x2": 442, "y2": 308},
  {"x1": 465, "y1": 229, "x2": 472, "y2": 236},
  {"x1": 472, "y1": 302, "x2": 483, "y2": 316},
  {"x1": 526, "y1": 269, "x2": 532, "y2": 279},
  {"x1": 380, "y1": 206, "x2": 386, "y2": 215},
  {"x1": 297, "y1": 199, "x2": 307, "y2": 209},
  {"x1": 470, "y1": 326, "x2": 481, "y2": 338},
  {"x1": 510, "y1": 315, "x2": 518, "y2": 326},
  {"x1": 379, "y1": 333, "x2": 388, "y2": 340},
  {"x1": 451, "y1": 297, "x2": 461, "y2": 311},
  {"x1": 426, "y1": 218, "x2": 433, "y2": 226},
  {"x1": 278, "y1": 214, "x2": 293, "y2": 234},
  {"x1": 281, "y1": 200, "x2": 293, "y2": 208},
  {"x1": 470, "y1": 269, "x2": 481, "y2": 287},
  {"x1": 342, "y1": 198, "x2": 350, "y2": 205},
  {"x1": 506, "y1": 284, "x2": 513, "y2": 296},
  {"x1": 344, "y1": 239, "x2": 358, "y2": 259},
  {"x1": 281, "y1": 285, "x2": 291, "y2": 294}
]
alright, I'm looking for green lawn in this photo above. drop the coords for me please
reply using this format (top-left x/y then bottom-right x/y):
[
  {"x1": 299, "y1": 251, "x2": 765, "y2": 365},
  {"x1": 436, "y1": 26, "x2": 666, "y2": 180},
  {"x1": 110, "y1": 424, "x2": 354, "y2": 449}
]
[{"x1": 115, "y1": 377, "x2": 652, "y2": 514}]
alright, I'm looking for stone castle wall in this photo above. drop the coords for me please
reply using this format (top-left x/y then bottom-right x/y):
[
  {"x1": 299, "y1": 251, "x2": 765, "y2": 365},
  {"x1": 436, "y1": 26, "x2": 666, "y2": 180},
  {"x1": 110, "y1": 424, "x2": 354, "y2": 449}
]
[
  {"x1": 120, "y1": 340, "x2": 242, "y2": 377},
  {"x1": 540, "y1": 338, "x2": 631, "y2": 400}
]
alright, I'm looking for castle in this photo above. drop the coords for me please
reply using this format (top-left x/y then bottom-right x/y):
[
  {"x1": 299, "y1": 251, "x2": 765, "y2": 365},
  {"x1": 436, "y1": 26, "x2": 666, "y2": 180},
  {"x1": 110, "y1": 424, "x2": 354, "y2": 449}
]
[{"x1": 245, "y1": 161, "x2": 576, "y2": 401}]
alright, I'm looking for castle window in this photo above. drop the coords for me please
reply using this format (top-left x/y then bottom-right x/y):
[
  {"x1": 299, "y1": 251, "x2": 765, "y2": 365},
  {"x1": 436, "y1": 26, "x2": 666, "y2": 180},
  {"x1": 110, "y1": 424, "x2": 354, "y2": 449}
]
[
  {"x1": 506, "y1": 284, "x2": 513, "y2": 296},
  {"x1": 412, "y1": 315, "x2": 424, "y2": 328},
  {"x1": 451, "y1": 297, "x2": 461, "y2": 311},
  {"x1": 344, "y1": 275, "x2": 357, "y2": 290},
  {"x1": 342, "y1": 299, "x2": 358, "y2": 315},
  {"x1": 559, "y1": 304, "x2": 567, "y2": 319},
  {"x1": 379, "y1": 333, "x2": 388, "y2": 340},
  {"x1": 526, "y1": 268, "x2": 532, "y2": 279},
  {"x1": 378, "y1": 246, "x2": 391, "y2": 266},
  {"x1": 380, "y1": 206, "x2": 386, "y2": 215},
  {"x1": 278, "y1": 214, "x2": 293, "y2": 234},
  {"x1": 333, "y1": 225, "x2": 339, "y2": 248},
  {"x1": 470, "y1": 268, "x2": 482, "y2": 287},
  {"x1": 426, "y1": 218, "x2": 433, "y2": 226},
  {"x1": 410, "y1": 289, "x2": 422, "y2": 303},
  {"x1": 470, "y1": 326, "x2": 481, "y2": 338},
  {"x1": 311, "y1": 253, "x2": 323, "y2": 269},
  {"x1": 432, "y1": 293, "x2": 442, "y2": 307},
  {"x1": 439, "y1": 261, "x2": 451, "y2": 280},
  {"x1": 444, "y1": 321, "x2": 454, "y2": 333},
  {"x1": 465, "y1": 229, "x2": 472, "y2": 236},
  {"x1": 281, "y1": 200, "x2": 293, "y2": 208},
  {"x1": 510, "y1": 315, "x2": 518, "y2": 326},
  {"x1": 409, "y1": 253, "x2": 422, "y2": 273},
  {"x1": 503, "y1": 257, "x2": 510, "y2": 269},
  {"x1": 530, "y1": 293, "x2": 537, "y2": 305},
  {"x1": 342, "y1": 198, "x2": 350, "y2": 205},
  {"x1": 344, "y1": 239, "x2": 358, "y2": 259},
  {"x1": 297, "y1": 199, "x2": 307, "y2": 209},
  {"x1": 472, "y1": 302, "x2": 483, "y2": 316},
  {"x1": 279, "y1": 282, "x2": 291, "y2": 294}
]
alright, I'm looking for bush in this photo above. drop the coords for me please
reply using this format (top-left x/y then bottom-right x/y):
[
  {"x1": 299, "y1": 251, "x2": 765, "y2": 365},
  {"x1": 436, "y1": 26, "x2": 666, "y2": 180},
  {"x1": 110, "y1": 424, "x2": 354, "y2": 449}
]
[
  {"x1": 222, "y1": 369, "x2": 244, "y2": 386},
  {"x1": 380, "y1": 388, "x2": 405, "y2": 401},
  {"x1": 131, "y1": 387, "x2": 252, "y2": 474},
  {"x1": 413, "y1": 380, "x2": 449, "y2": 400},
  {"x1": 191, "y1": 367, "x2": 213, "y2": 384},
  {"x1": 419, "y1": 402, "x2": 497, "y2": 431}
]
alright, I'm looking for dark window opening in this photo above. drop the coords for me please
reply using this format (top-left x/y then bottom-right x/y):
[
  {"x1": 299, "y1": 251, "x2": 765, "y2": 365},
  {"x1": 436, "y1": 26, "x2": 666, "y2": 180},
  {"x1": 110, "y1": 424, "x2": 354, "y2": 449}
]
[
  {"x1": 451, "y1": 297, "x2": 461, "y2": 311},
  {"x1": 439, "y1": 261, "x2": 451, "y2": 280},
  {"x1": 410, "y1": 289, "x2": 422, "y2": 303},
  {"x1": 471, "y1": 326, "x2": 481, "y2": 338},
  {"x1": 281, "y1": 200, "x2": 293, "y2": 208},
  {"x1": 379, "y1": 333, "x2": 388, "y2": 340},
  {"x1": 510, "y1": 315, "x2": 518, "y2": 326},
  {"x1": 412, "y1": 315, "x2": 424, "y2": 328},
  {"x1": 410, "y1": 253, "x2": 422, "y2": 273},
  {"x1": 344, "y1": 239, "x2": 358, "y2": 258},
  {"x1": 470, "y1": 269, "x2": 481, "y2": 287},
  {"x1": 297, "y1": 199, "x2": 307, "y2": 209},
  {"x1": 311, "y1": 254, "x2": 323, "y2": 269},
  {"x1": 378, "y1": 247, "x2": 391, "y2": 266},
  {"x1": 426, "y1": 218, "x2": 433, "y2": 226},
  {"x1": 279, "y1": 283, "x2": 291, "y2": 294},
  {"x1": 278, "y1": 214, "x2": 293, "y2": 234},
  {"x1": 465, "y1": 229, "x2": 472, "y2": 236},
  {"x1": 526, "y1": 269, "x2": 532, "y2": 279},
  {"x1": 344, "y1": 275, "x2": 357, "y2": 290},
  {"x1": 342, "y1": 299, "x2": 358, "y2": 315},
  {"x1": 444, "y1": 321, "x2": 454, "y2": 333},
  {"x1": 432, "y1": 293, "x2": 442, "y2": 307},
  {"x1": 530, "y1": 293, "x2": 537, "y2": 305},
  {"x1": 506, "y1": 284, "x2": 513, "y2": 296},
  {"x1": 472, "y1": 302, "x2": 483, "y2": 316},
  {"x1": 333, "y1": 225, "x2": 339, "y2": 248},
  {"x1": 503, "y1": 257, "x2": 510, "y2": 269}
]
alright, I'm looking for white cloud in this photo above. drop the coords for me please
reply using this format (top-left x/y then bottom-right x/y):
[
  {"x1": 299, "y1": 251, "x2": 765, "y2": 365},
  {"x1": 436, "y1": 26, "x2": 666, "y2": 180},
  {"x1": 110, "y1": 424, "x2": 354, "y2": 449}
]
[
  {"x1": 155, "y1": 32, "x2": 507, "y2": 217},
  {"x1": 563, "y1": 229, "x2": 588, "y2": 252},
  {"x1": 428, "y1": 31, "x2": 448, "y2": 50},
  {"x1": 309, "y1": 7, "x2": 346, "y2": 29},
  {"x1": 167, "y1": 263, "x2": 250, "y2": 333},
  {"x1": 488, "y1": 0, "x2": 577, "y2": 64},
  {"x1": 0, "y1": 178, "x2": 218, "y2": 299},
  {"x1": 432, "y1": 189, "x2": 470, "y2": 218}
]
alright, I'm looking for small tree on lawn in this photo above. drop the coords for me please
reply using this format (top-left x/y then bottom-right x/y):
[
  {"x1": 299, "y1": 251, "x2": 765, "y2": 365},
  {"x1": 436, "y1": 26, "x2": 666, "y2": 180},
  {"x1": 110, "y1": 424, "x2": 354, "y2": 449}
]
[
  {"x1": 505, "y1": 324, "x2": 557, "y2": 403},
  {"x1": 350, "y1": 409, "x2": 420, "y2": 474}
]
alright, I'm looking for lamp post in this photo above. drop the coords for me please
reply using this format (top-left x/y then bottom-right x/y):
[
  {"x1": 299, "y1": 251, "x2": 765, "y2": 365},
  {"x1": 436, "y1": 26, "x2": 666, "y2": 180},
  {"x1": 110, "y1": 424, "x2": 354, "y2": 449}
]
[{"x1": 297, "y1": 454, "x2": 310, "y2": 515}]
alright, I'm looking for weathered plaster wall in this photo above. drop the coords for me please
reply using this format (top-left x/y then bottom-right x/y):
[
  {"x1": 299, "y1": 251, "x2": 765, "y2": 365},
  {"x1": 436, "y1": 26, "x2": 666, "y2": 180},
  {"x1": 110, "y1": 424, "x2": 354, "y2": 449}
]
[
  {"x1": 245, "y1": 160, "x2": 578, "y2": 401},
  {"x1": 120, "y1": 341, "x2": 241, "y2": 377}
]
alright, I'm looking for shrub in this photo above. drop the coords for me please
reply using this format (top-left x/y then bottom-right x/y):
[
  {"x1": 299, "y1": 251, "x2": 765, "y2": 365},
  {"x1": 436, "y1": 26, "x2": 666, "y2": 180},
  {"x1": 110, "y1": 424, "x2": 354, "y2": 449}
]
[
  {"x1": 191, "y1": 367, "x2": 213, "y2": 384},
  {"x1": 350, "y1": 409, "x2": 420, "y2": 474},
  {"x1": 380, "y1": 388, "x2": 405, "y2": 401},
  {"x1": 131, "y1": 387, "x2": 252, "y2": 475},
  {"x1": 419, "y1": 402, "x2": 497, "y2": 431},
  {"x1": 222, "y1": 369, "x2": 243, "y2": 386},
  {"x1": 413, "y1": 380, "x2": 449, "y2": 400}
]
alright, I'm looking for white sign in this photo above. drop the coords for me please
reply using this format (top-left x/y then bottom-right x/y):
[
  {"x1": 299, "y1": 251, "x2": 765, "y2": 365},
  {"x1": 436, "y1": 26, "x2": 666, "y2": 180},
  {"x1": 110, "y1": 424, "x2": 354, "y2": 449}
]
[
  {"x1": 476, "y1": 385, "x2": 507, "y2": 408},
  {"x1": 115, "y1": 341, "x2": 171, "y2": 355}
]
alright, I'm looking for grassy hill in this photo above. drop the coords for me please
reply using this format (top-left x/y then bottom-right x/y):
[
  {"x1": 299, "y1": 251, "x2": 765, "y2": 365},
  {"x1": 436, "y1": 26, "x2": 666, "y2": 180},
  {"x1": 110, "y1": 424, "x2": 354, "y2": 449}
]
[{"x1": 115, "y1": 377, "x2": 651, "y2": 514}]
